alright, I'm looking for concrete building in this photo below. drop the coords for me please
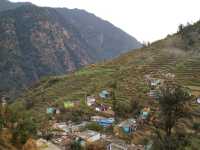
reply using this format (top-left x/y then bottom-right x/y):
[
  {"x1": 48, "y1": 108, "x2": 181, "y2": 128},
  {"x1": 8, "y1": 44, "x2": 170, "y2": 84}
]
[{"x1": 76, "y1": 130, "x2": 101, "y2": 143}]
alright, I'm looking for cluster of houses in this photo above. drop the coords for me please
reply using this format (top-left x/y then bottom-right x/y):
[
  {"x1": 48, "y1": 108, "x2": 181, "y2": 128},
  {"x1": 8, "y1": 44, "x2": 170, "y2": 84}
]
[
  {"x1": 42, "y1": 110, "x2": 150, "y2": 149},
  {"x1": 46, "y1": 90, "x2": 114, "y2": 116},
  {"x1": 44, "y1": 108, "x2": 151, "y2": 149},
  {"x1": 196, "y1": 97, "x2": 200, "y2": 104},
  {"x1": 46, "y1": 120, "x2": 146, "y2": 150},
  {"x1": 86, "y1": 90, "x2": 115, "y2": 115},
  {"x1": 41, "y1": 88, "x2": 154, "y2": 149}
]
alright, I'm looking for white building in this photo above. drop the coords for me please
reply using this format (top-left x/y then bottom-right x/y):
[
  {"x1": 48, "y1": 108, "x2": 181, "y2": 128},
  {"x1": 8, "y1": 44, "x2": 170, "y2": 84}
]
[
  {"x1": 86, "y1": 96, "x2": 96, "y2": 106},
  {"x1": 77, "y1": 130, "x2": 100, "y2": 143},
  {"x1": 197, "y1": 97, "x2": 200, "y2": 104}
]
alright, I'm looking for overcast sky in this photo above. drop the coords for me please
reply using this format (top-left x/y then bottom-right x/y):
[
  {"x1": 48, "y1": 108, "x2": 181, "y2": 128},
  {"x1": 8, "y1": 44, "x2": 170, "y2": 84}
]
[{"x1": 11, "y1": 0, "x2": 200, "y2": 42}]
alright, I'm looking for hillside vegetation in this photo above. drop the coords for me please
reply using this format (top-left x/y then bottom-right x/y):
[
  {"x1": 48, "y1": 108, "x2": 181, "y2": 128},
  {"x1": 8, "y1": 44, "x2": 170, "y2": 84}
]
[
  {"x1": 17, "y1": 21, "x2": 200, "y2": 104},
  {"x1": 6, "y1": 21, "x2": 200, "y2": 148}
]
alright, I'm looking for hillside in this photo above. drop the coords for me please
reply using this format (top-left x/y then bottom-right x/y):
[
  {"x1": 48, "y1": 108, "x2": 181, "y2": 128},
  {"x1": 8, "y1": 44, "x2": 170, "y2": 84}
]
[
  {"x1": 0, "y1": 3, "x2": 141, "y2": 97},
  {"x1": 16, "y1": 20, "x2": 200, "y2": 106},
  {"x1": 9, "y1": 21, "x2": 200, "y2": 149}
]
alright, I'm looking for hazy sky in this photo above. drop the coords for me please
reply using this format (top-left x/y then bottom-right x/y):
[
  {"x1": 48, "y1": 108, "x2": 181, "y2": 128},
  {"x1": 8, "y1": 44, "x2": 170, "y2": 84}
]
[{"x1": 11, "y1": 0, "x2": 200, "y2": 42}]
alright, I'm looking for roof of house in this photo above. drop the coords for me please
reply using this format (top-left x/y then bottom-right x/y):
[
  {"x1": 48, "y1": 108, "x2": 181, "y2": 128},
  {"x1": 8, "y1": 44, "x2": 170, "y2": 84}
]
[
  {"x1": 87, "y1": 96, "x2": 96, "y2": 101},
  {"x1": 197, "y1": 97, "x2": 200, "y2": 104},
  {"x1": 91, "y1": 116, "x2": 105, "y2": 120},
  {"x1": 77, "y1": 130, "x2": 100, "y2": 140},
  {"x1": 46, "y1": 107, "x2": 55, "y2": 114},
  {"x1": 97, "y1": 118, "x2": 115, "y2": 127},
  {"x1": 118, "y1": 118, "x2": 136, "y2": 127},
  {"x1": 108, "y1": 143, "x2": 128, "y2": 150},
  {"x1": 99, "y1": 90, "x2": 110, "y2": 98}
]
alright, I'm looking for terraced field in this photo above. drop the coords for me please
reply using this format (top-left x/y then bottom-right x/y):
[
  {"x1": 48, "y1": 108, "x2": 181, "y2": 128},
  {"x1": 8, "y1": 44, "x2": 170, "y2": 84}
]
[{"x1": 11, "y1": 21, "x2": 200, "y2": 148}]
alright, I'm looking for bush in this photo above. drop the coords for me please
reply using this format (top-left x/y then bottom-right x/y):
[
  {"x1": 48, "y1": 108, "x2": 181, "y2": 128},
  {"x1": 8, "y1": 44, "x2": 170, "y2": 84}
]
[{"x1": 12, "y1": 115, "x2": 38, "y2": 144}]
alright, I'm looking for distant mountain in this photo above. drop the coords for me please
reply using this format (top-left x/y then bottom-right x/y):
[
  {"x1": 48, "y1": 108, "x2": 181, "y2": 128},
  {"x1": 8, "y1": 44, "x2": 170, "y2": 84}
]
[
  {"x1": 0, "y1": 0, "x2": 31, "y2": 11},
  {"x1": 57, "y1": 8, "x2": 141, "y2": 59},
  {"x1": 0, "y1": 2, "x2": 141, "y2": 97}
]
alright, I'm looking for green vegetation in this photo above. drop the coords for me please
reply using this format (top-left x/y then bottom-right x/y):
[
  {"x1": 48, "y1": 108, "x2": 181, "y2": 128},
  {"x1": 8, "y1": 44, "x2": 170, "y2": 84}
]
[
  {"x1": 75, "y1": 68, "x2": 115, "y2": 76},
  {"x1": 5, "y1": 20, "x2": 200, "y2": 149},
  {"x1": 152, "y1": 82, "x2": 192, "y2": 150},
  {"x1": 0, "y1": 104, "x2": 38, "y2": 149}
]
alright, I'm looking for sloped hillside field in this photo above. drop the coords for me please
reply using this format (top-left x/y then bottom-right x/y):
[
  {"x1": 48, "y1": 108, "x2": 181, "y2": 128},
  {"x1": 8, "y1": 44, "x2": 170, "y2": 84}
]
[{"x1": 9, "y1": 21, "x2": 200, "y2": 149}]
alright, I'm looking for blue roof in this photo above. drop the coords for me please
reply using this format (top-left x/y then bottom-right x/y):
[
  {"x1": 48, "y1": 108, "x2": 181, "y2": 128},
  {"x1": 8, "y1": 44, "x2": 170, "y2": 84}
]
[
  {"x1": 46, "y1": 107, "x2": 55, "y2": 114},
  {"x1": 97, "y1": 118, "x2": 114, "y2": 127},
  {"x1": 140, "y1": 111, "x2": 149, "y2": 119},
  {"x1": 102, "y1": 90, "x2": 109, "y2": 94},
  {"x1": 123, "y1": 127, "x2": 130, "y2": 133},
  {"x1": 99, "y1": 90, "x2": 109, "y2": 98}
]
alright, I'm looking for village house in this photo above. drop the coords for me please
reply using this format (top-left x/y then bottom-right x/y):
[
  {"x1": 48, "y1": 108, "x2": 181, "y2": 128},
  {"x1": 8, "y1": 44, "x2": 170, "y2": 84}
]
[
  {"x1": 115, "y1": 118, "x2": 137, "y2": 135},
  {"x1": 76, "y1": 130, "x2": 101, "y2": 145},
  {"x1": 97, "y1": 118, "x2": 115, "y2": 127},
  {"x1": 103, "y1": 109, "x2": 115, "y2": 117},
  {"x1": 46, "y1": 107, "x2": 56, "y2": 114},
  {"x1": 86, "y1": 96, "x2": 96, "y2": 106},
  {"x1": 91, "y1": 116, "x2": 115, "y2": 127},
  {"x1": 197, "y1": 97, "x2": 200, "y2": 104},
  {"x1": 52, "y1": 122, "x2": 70, "y2": 133},
  {"x1": 148, "y1": 90, "x2": 160, "y2": 99},
  {"x1": 91, "y1": 116, "x2": 105, "y2": 122},
  {"x1": 71, "y1": 121, "x2": 89, "y2": 132},
  {"x1": 150, "y1": 78, "x2": 161, "y2": 87},
  {"x1": 144, "y1": 75, "x2": 163, "y2": 88},
  {"x1": 162, "y1": 73, "x2": 175, "y2": 79},
  {"x1": 99, "y1": 90, "x2": 110, "y2": 99},
  {"x1": 55, "y1": 108, "x2": 60, "y2": 114},
  {"x1": 95, "y1": 103, "x2": 109, "y2": 112},
  {"x1": 107, "y1": 142, "x2": 128, "y2": 150},
  {"x1": 51, "y1": 135, "x2": 74, "y2": 148},
  {"x1": 52, "y1": 121, "x2": 89, "y2": 135},
  {"x1": 140, "y1": 107, "x2": 150, "y2": 120},
  {"x1": 105, "y1": 136, "x2": 144, "y2": 150}
]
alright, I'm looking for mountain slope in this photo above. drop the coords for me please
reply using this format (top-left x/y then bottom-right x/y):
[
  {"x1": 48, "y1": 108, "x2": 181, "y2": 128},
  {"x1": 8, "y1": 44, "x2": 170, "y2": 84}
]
[
  {"x1": 12, "y1": 21, "x2": 200, "y2": 147},
  {"x1": 0, "y1": 3, "x2": 141, "y2": 97},
  {"x1": 18, "y1": 21, "x2": 200, "y2": 102},
  {"x1": 57, "y1": 8, "x2": 141, "y2": 59}
]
